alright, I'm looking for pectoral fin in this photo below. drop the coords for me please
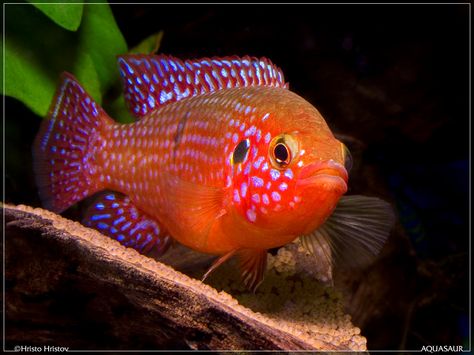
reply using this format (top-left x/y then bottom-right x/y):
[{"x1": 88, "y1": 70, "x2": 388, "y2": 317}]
[
  {"x1": 164, "y1": 175, "x2": 228, "y2": 249},
  {"x1": 300, "y1": 195, "x2": 395, "y2": 269}
]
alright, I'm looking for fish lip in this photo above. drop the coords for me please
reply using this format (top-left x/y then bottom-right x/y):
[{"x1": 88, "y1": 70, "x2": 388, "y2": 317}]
[{"x1": 297, "y1": 160, "x2": 348, "y2": 189}]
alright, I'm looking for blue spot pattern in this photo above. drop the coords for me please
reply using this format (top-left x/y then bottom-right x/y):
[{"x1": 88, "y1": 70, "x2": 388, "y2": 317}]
[
  {"x1": 117, "y1": 54, "x2": 289, "y2": 119},
  {"x1": 82, "y1": 191, "x2": 171, "y2": 255},
  {"x1": 32, "y1": 72, "x2": 103, "y2": 213}
]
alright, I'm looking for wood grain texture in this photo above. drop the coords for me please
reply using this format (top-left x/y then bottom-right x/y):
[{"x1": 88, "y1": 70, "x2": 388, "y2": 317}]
[{"x1": 3, "y1": 203, "x2": 366, "y2": 351}]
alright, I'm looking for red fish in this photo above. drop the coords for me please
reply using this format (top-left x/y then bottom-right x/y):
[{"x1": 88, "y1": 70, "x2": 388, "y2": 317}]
[{"x1": 33, "y1": 55, "x2": 395, "y2": 290}]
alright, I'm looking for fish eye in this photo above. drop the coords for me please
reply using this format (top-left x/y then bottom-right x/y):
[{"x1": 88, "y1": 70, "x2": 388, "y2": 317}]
[
  {"x1": 269, "y1": 134, "x2": 298, "y2": 169},
  {"x1": 342, "y1": 143, "x2": 353, "y2": 172},
  {"x1": 232, "y1": 139, "x2": 250, "y2": 165}
]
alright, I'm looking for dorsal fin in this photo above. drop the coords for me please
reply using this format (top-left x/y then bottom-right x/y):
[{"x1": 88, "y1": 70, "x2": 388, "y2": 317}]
[{"x1": 117, "y1": 54, "x2": 288, "y2": 118}]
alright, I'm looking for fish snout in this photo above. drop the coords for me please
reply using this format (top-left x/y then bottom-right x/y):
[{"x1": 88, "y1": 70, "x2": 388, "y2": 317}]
[{"x1": 297, "y1": 160, "x2": 348, "y2": 193}]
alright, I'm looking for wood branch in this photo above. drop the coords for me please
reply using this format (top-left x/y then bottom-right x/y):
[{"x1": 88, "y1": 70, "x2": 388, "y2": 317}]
[{"x1": 3, "y1": 203, "x2": 367, "y2": 351}]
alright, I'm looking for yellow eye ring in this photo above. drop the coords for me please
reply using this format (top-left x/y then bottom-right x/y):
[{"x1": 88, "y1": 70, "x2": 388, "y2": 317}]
[{"x1": 269, "y1": 134, "x2": 299, "y2": 169}]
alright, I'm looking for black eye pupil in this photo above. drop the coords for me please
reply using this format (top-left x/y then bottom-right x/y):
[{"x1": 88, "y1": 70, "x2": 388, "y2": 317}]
[{"x1": 274, "y1": 143, "x2": 289, "y2": 164}]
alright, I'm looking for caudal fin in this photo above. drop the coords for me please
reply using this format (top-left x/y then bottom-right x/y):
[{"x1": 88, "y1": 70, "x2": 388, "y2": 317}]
[{"x1": 33, "y1": 73, "x2": 111, "y2": 213}]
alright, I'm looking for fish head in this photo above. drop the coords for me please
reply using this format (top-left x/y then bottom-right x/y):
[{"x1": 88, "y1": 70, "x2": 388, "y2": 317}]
[{"x1": 228, "y1": 90, "x2": 351, "y2": 248}]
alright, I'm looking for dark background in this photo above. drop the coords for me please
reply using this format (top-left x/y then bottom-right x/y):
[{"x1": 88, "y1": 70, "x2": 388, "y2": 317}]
[{"x1": 5, "y1": 4, "x2": 470, "y2": 351}]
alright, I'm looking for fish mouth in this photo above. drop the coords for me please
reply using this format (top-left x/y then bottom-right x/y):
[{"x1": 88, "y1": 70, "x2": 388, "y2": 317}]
[{"x1": 297, "y1": 160, "x2": 348, "y2": 191}]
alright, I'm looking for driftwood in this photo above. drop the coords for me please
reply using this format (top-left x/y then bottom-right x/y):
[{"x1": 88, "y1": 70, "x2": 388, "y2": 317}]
[{"x1": 3, "y1": 203, "x2": 367, "y2": 351}]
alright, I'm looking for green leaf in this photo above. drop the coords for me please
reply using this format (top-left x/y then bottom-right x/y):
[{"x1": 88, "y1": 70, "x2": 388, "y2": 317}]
[
  {"x1": 3, "y1": 37, "x2": 56, "y2": 116},
  {"x1": 27, "y1": 1, "x2": 84, "y2": 32},
  {"x1": 3, "y1": 4, "x2": 77, "y2": 116},
  {"x1": 129, "y1": 31, "x2": 164, "y2": 54},
  {"x1": 74, "y1": 52, "x2": 102, "y2": 104},
  {"x1": 77, "y1": 3, "x2": 128, "y2": 95},
  {"x1": 3, "y1": 2, "x2": 128, "y2": 118}
]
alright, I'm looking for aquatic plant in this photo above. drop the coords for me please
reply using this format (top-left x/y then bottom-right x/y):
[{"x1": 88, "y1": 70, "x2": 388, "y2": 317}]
[{"x1": 2, "y1": 2, "x2": 161, "y2": 123}]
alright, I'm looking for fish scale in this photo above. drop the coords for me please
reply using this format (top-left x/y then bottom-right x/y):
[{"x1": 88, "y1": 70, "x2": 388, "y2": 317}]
[{"x1": 33, "y1": 54, "x2": 394, "y2": 291}]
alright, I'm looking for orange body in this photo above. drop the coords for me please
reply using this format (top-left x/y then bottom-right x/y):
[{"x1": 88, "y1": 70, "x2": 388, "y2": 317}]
[{"x1": 91, "y1": 86, "x2": 347, "y2": 255}]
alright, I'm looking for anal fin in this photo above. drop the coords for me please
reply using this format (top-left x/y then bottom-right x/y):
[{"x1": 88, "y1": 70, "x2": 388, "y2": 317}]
[{"x1": 83, "y1": 191, "x2": 171, "y2": 254}]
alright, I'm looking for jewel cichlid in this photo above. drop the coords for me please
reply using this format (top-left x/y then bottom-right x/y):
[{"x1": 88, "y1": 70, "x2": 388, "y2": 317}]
[{"x1": 33, "y1": 55, "x2": 395, "y2": 291}]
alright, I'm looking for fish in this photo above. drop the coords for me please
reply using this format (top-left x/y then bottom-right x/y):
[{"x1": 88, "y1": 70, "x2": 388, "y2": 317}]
[{"x1": 33, "y1": 54, "x2": 395, "y2": 291}]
